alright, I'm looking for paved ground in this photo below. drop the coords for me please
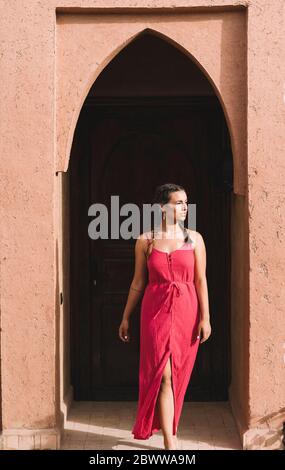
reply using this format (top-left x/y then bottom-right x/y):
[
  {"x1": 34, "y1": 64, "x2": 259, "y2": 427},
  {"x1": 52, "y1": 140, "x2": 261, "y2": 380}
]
[{"x1": 60, "y1": 401, "x2": 242, "y2": 450}]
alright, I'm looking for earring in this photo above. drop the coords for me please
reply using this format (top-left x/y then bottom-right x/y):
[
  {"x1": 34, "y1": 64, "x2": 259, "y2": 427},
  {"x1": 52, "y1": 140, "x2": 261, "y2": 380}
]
[{"x1": 162, "y1": 211, "x2": 166, "y2": 220}]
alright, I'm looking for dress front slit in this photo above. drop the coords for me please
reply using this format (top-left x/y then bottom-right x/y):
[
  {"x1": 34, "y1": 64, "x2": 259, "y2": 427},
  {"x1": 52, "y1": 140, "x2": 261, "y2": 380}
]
[{"x1": 150, "y1": 348, "x2": 176, "y2": 438}]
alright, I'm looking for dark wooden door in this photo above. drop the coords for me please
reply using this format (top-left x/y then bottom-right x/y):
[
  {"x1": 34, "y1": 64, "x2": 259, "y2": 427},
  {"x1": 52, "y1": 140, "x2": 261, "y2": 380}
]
[{"x1": 70, "y1": 96, "x2": 232, "y2": 401}]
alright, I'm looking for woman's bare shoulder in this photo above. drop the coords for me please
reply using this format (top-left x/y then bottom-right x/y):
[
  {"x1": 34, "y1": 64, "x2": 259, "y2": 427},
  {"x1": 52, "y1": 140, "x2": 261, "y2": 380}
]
[
  {"x1": 135, "y1": 231, "x2": 152, "y2": 254},
  {"x1": 187, "y1": 229, "x2": 203, "y2": 249},
  {"x1": 139, "y1": 231, "x2": 152, "y2": 241}
]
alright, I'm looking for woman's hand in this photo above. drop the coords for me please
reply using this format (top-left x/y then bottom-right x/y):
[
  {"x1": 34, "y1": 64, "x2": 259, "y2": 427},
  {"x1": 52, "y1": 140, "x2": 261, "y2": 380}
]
[
  {"x1": 119, "y1": 318, "x2": 130, "y2": 342},
  {"x1": 197, "y1": 319, "x2": 212, "y2": 344}
]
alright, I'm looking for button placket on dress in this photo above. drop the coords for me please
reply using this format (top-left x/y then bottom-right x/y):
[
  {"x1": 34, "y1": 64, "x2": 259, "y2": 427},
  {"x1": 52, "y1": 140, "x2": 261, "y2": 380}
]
[
  {"x1": 166, "y1": 253, "x2": 184, "y2": 355},
  {"x1": 166, "y1": 253, "x2": 183, "y2": 314}
]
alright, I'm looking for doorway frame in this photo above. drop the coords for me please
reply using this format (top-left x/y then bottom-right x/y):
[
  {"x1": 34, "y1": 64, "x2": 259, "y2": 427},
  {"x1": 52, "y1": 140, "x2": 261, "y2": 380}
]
[{"x1": 56, "y1": 11, "x2": 249, "y2": 447}]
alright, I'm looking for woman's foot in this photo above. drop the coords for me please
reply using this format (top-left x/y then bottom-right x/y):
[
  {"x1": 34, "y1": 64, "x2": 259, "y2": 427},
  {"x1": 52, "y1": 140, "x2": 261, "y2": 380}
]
[
  {"x1": 163, "y1": 435, "x2": 179, "y2": 450},
  {"x1": 163, "y1": 437, "x2": 176, "y2": 450},
  {"x1": 173, "y1": 435, "x2": 179, "y2": 449}
]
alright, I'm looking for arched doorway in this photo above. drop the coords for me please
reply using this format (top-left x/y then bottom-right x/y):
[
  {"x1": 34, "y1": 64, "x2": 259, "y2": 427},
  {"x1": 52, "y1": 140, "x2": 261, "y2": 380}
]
[{"x1": 67, "y1": 31, "x2": 233, "y2": 402}]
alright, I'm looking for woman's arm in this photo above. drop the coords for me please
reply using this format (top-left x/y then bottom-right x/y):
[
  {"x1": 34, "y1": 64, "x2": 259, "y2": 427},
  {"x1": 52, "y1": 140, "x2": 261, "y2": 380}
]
[
  {"x1": 119, "y1": 235, "x2": 148, "y2": 342},
  {"x1": 193, "y1": 231, "x2": 212, "y2": 343}
]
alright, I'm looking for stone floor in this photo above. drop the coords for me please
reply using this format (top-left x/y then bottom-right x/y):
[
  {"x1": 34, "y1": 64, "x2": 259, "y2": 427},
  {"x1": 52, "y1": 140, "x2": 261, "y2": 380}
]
[{"x1": 60, "y1": 401, "x2": 242, "y2": 450}]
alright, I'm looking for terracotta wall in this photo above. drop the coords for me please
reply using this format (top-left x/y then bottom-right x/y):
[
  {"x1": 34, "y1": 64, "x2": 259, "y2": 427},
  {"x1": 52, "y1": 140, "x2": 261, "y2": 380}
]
[
  {"x1": 0, "y1": 0, "x2": 284, "y2": 450},
  {"x1": 229, "y1": 194, "x2": 250, "y2": 436}
]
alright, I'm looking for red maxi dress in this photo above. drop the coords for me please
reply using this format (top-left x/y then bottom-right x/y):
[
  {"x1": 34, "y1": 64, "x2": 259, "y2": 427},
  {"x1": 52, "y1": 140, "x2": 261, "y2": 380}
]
[{"x1": 131, "y1": 235, "x2": 201, "y2": 440}]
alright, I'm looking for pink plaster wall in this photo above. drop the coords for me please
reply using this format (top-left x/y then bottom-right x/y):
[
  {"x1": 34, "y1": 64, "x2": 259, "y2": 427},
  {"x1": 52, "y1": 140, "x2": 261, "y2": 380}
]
[
  {"x1": 0, "y1": 0, "x2": 284, "y2": 449},
  {"x1": 229, "y1": 194, "x2": 250, "y2": 436},
  {"x1": 246, "y1": 0, "x2": 285, "y2": 430},
  {"x1": 0, "y1": 2, "x2": 57, "y2": 431}
]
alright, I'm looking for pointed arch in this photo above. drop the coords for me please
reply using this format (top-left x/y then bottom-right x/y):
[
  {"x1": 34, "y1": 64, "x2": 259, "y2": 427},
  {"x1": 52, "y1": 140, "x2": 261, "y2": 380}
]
[{"x1": 62, "y1": 27, "x2": 235, "y2": 183}]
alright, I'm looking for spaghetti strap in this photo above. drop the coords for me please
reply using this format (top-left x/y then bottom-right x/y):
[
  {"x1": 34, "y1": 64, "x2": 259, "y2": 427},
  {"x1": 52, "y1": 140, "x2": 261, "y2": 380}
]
[{"x1": 145, "y1": 229, "x2": 154, "y2": 245}]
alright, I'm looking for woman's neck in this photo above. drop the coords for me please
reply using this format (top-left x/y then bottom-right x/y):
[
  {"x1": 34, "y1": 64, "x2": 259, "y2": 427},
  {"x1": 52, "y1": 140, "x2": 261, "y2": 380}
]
[{"x1": 156, "y1": 221, "x2": 184, "y2": 239}]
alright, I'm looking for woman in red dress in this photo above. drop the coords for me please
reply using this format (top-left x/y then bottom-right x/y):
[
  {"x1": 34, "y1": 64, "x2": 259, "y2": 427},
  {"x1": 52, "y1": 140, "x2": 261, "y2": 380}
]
[{"x1": 119, "y1": 183, "x2": 211, "y2": 450}]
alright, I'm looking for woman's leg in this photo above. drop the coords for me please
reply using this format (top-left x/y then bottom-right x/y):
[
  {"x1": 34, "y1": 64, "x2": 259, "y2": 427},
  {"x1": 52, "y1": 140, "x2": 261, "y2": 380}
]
[{"x1": 157, "y1": 354, "x2": 178, "y2": 450}]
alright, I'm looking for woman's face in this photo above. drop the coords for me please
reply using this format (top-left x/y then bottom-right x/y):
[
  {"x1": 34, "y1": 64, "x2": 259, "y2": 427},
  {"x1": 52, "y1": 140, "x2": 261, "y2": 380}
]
[{"x1": 162, "y1": 190, "x2": 188, "y2": 223}]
